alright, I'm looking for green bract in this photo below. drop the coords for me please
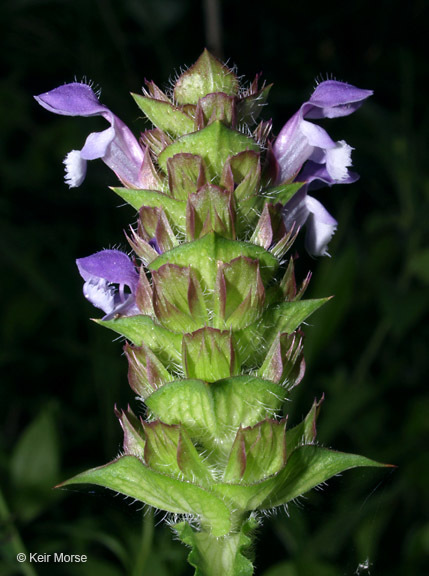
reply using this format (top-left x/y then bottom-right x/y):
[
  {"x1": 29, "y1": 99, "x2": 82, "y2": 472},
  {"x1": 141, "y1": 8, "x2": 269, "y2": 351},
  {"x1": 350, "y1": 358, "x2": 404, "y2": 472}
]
[{"x1": 61, "y1": 51, "x2": 386, "y2": 576}]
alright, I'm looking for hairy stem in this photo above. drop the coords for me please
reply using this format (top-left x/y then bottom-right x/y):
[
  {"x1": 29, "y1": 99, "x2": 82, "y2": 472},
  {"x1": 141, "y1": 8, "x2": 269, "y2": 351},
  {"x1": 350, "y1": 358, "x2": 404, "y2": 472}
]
[{"x1": 176, "y1": 516, "x2": 257, "y2": 576}]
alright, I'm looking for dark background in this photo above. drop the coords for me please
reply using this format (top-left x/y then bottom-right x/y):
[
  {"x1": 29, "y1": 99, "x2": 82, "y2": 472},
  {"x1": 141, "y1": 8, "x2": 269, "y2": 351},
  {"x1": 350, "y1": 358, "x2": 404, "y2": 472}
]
[{"x1": 1, "y1": 0, "x2": 428, "y2": 574}]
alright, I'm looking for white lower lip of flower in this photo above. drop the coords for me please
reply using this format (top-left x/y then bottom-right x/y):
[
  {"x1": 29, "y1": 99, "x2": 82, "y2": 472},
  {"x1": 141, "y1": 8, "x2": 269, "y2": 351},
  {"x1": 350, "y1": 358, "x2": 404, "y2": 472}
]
[
  {"x1": 306, "y1": 216, "x2": 337, "y2": 256},
  {"x1": 83, "y1": 279, "x2": 115, "y2": 314},
  {"x1": 305, "y1": 196, "x2": 338, "y2": 257},
  {"x1": 64, "y1": 150, "x2": 87, "y2": 188},
  {"x1": 326, "y1": 140, "x2": 353, "y2": 181}
]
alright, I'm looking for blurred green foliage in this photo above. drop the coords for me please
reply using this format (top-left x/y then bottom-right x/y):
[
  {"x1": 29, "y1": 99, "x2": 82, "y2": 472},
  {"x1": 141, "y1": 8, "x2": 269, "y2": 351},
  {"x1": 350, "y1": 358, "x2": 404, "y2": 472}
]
[{"x1": 1, "y1": 0, "x2": 427, "y2": 574}]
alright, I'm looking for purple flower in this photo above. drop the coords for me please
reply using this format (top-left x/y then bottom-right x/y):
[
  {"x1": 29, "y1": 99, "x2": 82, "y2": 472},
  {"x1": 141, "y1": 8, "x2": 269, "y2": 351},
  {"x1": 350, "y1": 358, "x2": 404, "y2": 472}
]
[
  {"x1": 76, "y1": 250, "x2": 140, "y2": 319},
  {"x1": 273, "y1": 80, "x2": 373, "y2": 184},
  {"x1": 34, "y1": 83, "x2": 145, "y2": 188},
  {"x1": 274, "y1": 80, "x2": 372, "y2": 256}
]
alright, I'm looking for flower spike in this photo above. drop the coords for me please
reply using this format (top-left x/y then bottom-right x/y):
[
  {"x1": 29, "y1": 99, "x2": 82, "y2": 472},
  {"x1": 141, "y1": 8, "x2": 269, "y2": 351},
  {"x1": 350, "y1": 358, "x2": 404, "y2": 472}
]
[
  {"x1": 34, "y1": 82, "x2": 145, "y2": 188},
  {"x1": 42, "y1": 52, "x2": 385, "y2": 576}
]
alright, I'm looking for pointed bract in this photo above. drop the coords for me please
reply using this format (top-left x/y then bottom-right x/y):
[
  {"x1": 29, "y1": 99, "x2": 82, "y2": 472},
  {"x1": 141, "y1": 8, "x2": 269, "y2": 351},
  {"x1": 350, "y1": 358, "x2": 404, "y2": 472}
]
[
  {"x1": 174, "y1": 50, "x2": 239, "y2": 105},
  {"x1": 195, "y1": 92, "x2": 236, "y2": 129},
  {"x1": 215, "y1": 257, "x2": 265, "y2": 329},
  {"x1": 237, "y1": 78, "x2": 272, "y2": 125},
  {"x1": 223, "y1": 419, "x2": 287, "y2": 483},
  {"x1": 124, "y1": 342, "x2": 172, "y2": 399},
  {"x1": 152, "y1": 264, "x2": 208, "y2": 331},
  {"x1": 132, "y1": 93, "x2": 195, "y2": 137},
  {"x1": 182, "y1": 327, "x2": 238, "y2": 381},
  {"x1": 259, "y1": 331, "x2": 306, "y2": 389},
  {"x1": 167, "y1": 154, "x2": 207, "y2": 201},
  {"x1": 115, "y1": 405, "x2": 145, "y2": 457},
  {"x1": 186, "y1": 184, "x2": 236, "y2": 241}
]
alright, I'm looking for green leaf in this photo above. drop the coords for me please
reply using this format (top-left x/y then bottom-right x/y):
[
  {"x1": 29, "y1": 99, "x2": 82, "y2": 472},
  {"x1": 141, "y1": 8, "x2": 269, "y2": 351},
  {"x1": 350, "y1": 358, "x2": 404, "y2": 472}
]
[
  {"x1": 145, "y1": 379, "x2": 217, "y2": 442},
  {"x1": 96, "y1": 315, "x2": 182, "y2": 364},
  {"x1": 263, "y1": 182, "x2": 305, "y2": 205},
  {"x1": 111, "y1": 188, "x2": 187, "y2": 232},
  {"x1": 211, "y1": 377, "x2": 284, "y2": 436},
  {"x1": 213, "y1": 446, "x2": 387, "y2": 512},
  {"x1": 237, "y1": 299, "x2": 330, "y2": 367},
  {"x1": 61, "y1": 456, "x2": 231, "y2": 537},
  {"x1": 149, "y1": 232, "x2": 278, "y2": 290},
  {"x1": 11, "y1": 410, "x2": 59, "y2": 488},
  {"x1": 265, "y1": 447, "x2": 387, "y2": 508},
  {"x1": 266, "y1": 298, "x2": 332, "y2": 333},
  {"x1": 286, "y1": 396, "x2": 323, "y2": 454},
  {"x1": 158, "y1": 122, "x2": 259, "y2": 181},
  {"x1": 145, "y1": 376, "x2": 285, "y2": 453},
  {"x1": 132, "y1": 94, "x2": 195, "y2": 137},
  {"x1": 174, "y1": 49, "x2": 239, "y2": 105},
  {"x1": 10, "y1": 409, "x2": 60, "y2": 521}
]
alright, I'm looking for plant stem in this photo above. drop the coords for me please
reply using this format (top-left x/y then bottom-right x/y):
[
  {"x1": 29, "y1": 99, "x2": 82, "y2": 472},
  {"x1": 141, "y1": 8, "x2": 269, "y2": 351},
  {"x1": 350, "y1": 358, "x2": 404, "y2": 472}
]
[
  {"x1": 132, "y1": 508, "x2": 154, "y2": 576},
  {"x1": 202, "y1": 0, "x2": 223, "y2": 59},
  {"x1": 176, "y1": 516, "x2": 256, "y2": 576}
]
